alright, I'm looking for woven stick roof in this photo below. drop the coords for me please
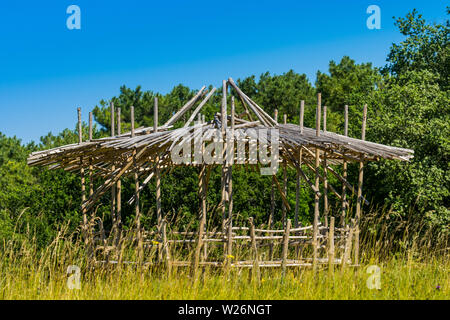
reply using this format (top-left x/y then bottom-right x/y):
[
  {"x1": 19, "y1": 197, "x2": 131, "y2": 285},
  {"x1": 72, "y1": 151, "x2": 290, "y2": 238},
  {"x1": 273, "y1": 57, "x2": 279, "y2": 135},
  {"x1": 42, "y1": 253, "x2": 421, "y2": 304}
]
[{"x1": 27, "y1": 78, "x2": 413, "y2": 210}]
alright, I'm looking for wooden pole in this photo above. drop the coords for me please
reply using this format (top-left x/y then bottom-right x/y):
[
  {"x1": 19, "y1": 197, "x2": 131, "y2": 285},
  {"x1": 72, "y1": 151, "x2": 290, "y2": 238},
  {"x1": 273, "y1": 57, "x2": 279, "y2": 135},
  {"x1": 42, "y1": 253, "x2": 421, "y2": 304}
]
[
  {"x1": 131, "y1": 106, "x2": 142, "y2": 261},
  {"x1": 299, "y1": 100, "x2": 304, "y2": 134},
  {"x1": 227, "y1": 96, "x2": 235, "y2": 258},
  {"x1": 87, "y1": 111, "x2": 94, "y2": 252},
  {"x1": 116, "y1": 108, "x2": 122, "y2": 229},
  {"x1": 193, "y1": 165, "x2": 207, "y2": 276},
  {"x1": 154, "y1": 97, "x2": 168, "y2": 264},
  {"x1": 281, "y1": 219, "x2": 291, "y2": 278},
  {"x1": 323, "y1": 106, "x2": 328, "y2": 227},
  {"x1": 341, "y1": 105, "x2": 349, "y2": 227},
  {"x1": 88, "y1": 112, "x2": 93, "y2": 197},
  {"x1": 269, "y1": 109, "x2": 278, "y2": 260},
  {"x1": 249, "y1": 217, "x2": 260, "y2": 282},
  {"x1": 78, "y1": 108, "x2": 87, "y2": 244},
  {"x1": 110, "y1": 102, "x2": 116, "y2": 230},
  {"x1": 342, "y1": 219, "x2": 355, "y2": 269},
  {"x1": 295, "y1": 101, "x2": 304, "y2": 228},
  {"x1": 88, "y1": 112, "x2": 93, "y2": 141},
  {"x1": 328, "y1": 217, "x2": 335, "y2": 275},
  {"x1": 221, "y1": 80, "x2": 228, "y2": 249},
  {"x1": 313, "y1": 93, "x2": 321, "y2": 272},
  {"x1": 282, "y1": 114, "x2": 287, "y2": 227},
  {"x1": 269, "y1": 109, "x2": 278, "y2": 227},
  {"x1": 354, "y1": 104, "x2": 367, "y2": 265}
]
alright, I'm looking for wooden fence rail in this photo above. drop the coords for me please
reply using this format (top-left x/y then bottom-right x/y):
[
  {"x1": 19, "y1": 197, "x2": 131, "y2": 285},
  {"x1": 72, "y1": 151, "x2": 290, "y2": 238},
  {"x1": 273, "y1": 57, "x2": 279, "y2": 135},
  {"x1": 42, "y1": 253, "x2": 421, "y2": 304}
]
[{"x1": 94, "y1": 216, "x2": 356, "y2": 271}]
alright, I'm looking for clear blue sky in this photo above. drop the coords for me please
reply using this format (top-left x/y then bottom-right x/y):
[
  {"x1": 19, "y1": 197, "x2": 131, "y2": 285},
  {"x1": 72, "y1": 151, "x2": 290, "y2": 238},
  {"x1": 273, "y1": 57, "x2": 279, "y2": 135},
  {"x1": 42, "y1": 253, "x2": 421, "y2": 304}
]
[{"x1": 0, "y1": 0, "x2": 446, "y2": 143}]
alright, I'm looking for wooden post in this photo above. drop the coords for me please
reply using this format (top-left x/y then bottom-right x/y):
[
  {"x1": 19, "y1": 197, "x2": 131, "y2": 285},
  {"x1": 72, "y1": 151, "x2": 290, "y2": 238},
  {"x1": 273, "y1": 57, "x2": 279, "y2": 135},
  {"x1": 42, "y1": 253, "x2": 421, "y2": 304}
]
[
  {"x1": 193, "y1": 165, "x2": 207, "y2": 276},
  {"x1": 281, "y1": 219, "x2": 291, "y2": 278},
  {"x1": 295, "y1": 101, "x2": 304, "y2": 228},
  {"x1": 328, "y1": 217, "x2": 335, "y2": 274},
  {"x1": 269, "y1": 109, "x2": 279, "y2": 227},
  {"x1": 110, "y1": 102, "x2": 116, "y2": 230},
  {"x1": 249, "y1": 217, "x2": 260, "y2": 282},
  {"x1": 201, "y1": 114, "x2": 208, "y2": 262},
  {"x1": 221, "y1": 80, "x2": 228, "y2": 254},
  {"x1": 323, "y1": 106, "x2": 328, "y2": 227},
  {"x1": 354, "y1": 104, "x2": 367, "y2": 265},
  {"x1": 313, "y1": 93, "x2": 321, "y2": 272},
  {"x1": 88, "y1": 113, "x2": 94, "y2": 202},
  {"x1": 131, "y1": 106, "x2": 142, "y2": 261},
  {"x1": 342, "y1": 219, "x2": 355, "y2": 269},
  {"x1": 299, "y1": 100, "x2": 304, "y2": 134},
  {"x1": 282, "y1": 114, "x2": 288, "y2": 227},
  {"x1": 154, "y1": 97, "x2": 169, "y2": 264},
  {"x1": 116, "y1": 108, "x2": 122, "y2": 229},
  {"x1": 88, "y1": 112, "x2": 93, "y2": 142},
  {"x1": 341, "y1": 105, "x2": 349, "y2": 227},
  {"x1": 269, "y1": 109, "x2": 278, "y2": 260},
  {"x1": 227, "y1": 96, "x2": 235, "y2": 258},
  {"x1": 78, "y1": 108, "x2": 87, "y2": 244}
]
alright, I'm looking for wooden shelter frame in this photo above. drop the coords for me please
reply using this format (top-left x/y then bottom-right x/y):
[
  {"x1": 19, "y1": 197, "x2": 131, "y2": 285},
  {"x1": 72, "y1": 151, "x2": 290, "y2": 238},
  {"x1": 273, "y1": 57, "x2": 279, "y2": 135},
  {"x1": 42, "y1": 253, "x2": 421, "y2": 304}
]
[{"x1": 28, "y1": 78, "x2": 413, "y2": 273}]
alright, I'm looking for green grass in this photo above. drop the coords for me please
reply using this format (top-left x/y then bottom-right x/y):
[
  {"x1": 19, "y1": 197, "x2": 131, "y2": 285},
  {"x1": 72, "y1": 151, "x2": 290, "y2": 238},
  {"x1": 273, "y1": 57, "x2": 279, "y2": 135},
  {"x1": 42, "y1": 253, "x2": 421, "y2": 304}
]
[
  {"x1": 0, "y1": 257, "x2": 448, "y2": 300},
  {"x1": 0, "y1": 208, "x2": 448, "y2": 300}
]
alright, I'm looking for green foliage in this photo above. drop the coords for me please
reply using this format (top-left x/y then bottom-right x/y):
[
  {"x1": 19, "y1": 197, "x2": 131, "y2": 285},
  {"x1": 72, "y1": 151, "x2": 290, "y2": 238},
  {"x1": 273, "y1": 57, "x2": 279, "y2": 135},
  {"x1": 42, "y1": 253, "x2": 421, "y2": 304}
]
[
  {"x1": 237, "y1": 70, "x2": 316, "y2": 127},
  {"x1": 0, "y1": 7, "x2": 448, "y2": 246},
  {"x1": 384, "y1": 8, "x2": 449, "y2": 91},
  {"x1": 316, "y1": 56, "x2": 381, "y2": 111},
  {"x1": 365, "y1": 70, "x2": 449, "y2": 230}
]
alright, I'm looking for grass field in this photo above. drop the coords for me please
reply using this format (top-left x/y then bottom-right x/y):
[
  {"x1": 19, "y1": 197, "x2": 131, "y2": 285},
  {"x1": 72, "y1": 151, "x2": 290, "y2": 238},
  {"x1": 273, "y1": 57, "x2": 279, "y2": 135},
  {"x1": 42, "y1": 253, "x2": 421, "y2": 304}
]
[
  {"x1": 0, "y1": 256, "x2": 448, "y2": 300},
  {"x1": 0, "y1": 209, "x2": 448, "y2": 300}
]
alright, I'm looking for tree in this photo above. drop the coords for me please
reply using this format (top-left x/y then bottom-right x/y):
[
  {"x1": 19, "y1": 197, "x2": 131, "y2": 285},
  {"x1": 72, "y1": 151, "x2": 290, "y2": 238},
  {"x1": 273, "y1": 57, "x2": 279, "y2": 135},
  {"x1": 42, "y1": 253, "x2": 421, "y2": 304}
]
[
  {"x1": 237, "y1": 70, "x2": 316, "y2": 127},
  {"x1": 315, "y1": 56, "x2": 381, "y2": 135},
  {"x1": 364, "y1": 69, "x2": 449, "y2": 230},
  {"x1": 384, "y1": 8, "x2": 449, "y2": 91}
]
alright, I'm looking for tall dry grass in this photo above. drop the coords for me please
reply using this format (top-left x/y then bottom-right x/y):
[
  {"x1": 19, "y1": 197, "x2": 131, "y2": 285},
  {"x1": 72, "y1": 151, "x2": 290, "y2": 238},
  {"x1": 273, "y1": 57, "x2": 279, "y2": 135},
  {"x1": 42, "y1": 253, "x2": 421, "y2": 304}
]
[{"x1": 0, "y1": 207, "x2": 448, "y2": 300}]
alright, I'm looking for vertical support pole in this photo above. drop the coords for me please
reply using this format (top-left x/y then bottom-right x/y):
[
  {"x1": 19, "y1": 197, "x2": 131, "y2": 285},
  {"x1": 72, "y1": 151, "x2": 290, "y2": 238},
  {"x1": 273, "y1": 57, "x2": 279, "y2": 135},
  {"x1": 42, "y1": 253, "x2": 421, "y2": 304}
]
[
  {"x1": 269, "y1": 109, "x2": 278, "y2": 260},
  {"x1": 88, "y1": 112, "x2": 93, "y2": 141},
  {"x1": 78, "y1": 108, "x2": 87, "y2": 244},
  {"x1": 249, "y1": 217, "x2": 260, "y2": 282},
  {"x1": 341, "y1": 105, "x2": 349, "y2": 227},
  {"x1": 323, "y1": 106, "x2": 328, "y2": 227},
  {"x1": 116, "y1": 108, "x2": 122, "y2": 230},
  {"x1": 227, "y1": 96, "x2": 235, "y2": 259},
  {"x1": 342, "y1": 219, "x2": 355, "y2": 269},
  {"x1": 313, "y1": 93, "x2": 321, "y2": 272},
  {"x1": 354, "y1": 104, "x2": 367, "y2": 265},
  {"x1": 269, "y1": 109, "x2": 278, "y2": 227},
  {"x1": 88, "y1": 112, "x2": 93, "y2": 197},
  {"x1": 201, "y1": 114, "x2": 208, "y2": 262},
  {"x1": 281, "y1": 219, "x2": 291, "y2": 278},
  {"x1": 295, "y1": 101, "x2": 304, "y2": 228},
  {"x1": 110, "y1": 102, "x2": 116, "y2": 230},
  {"x1": 282, "y1": 114, "x2": 287, "y2": 227},
  {"x1": 193, "y1": 164, "x2": 207, "y2": 276},
  {"x1": 299, "y1": 100, "x2": 304, "y2": 134},
  {"x1": 328, "y1": 217, "x2": 335, "y2": 274},
  {"x1": 87, "y1": 111, "x2": 95, "y2": 255},
  {"x1": 221, "y1": 80, "x2": 228, "y2": 255},
  {"x1": 131, "y1": 106, "x2": 142, "y2": 261},
  {"x1": 154, "y1": 97, "x2": 168, "y2": 264}
]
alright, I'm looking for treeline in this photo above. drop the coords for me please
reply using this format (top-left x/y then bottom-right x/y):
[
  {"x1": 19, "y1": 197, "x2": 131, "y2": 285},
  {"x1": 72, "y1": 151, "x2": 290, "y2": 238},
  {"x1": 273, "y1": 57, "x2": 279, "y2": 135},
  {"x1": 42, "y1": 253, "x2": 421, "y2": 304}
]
[{"x1": 0, "y1": 8, "x2": 448, "y2": 246}]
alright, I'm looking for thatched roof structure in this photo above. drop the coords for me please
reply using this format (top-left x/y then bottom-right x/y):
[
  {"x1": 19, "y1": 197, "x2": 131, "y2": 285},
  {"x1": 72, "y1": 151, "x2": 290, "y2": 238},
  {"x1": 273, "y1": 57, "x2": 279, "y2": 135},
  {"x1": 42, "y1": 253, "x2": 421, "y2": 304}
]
[{"x1": 27, "y1": 78, "x2": 413, "y2": 212}]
